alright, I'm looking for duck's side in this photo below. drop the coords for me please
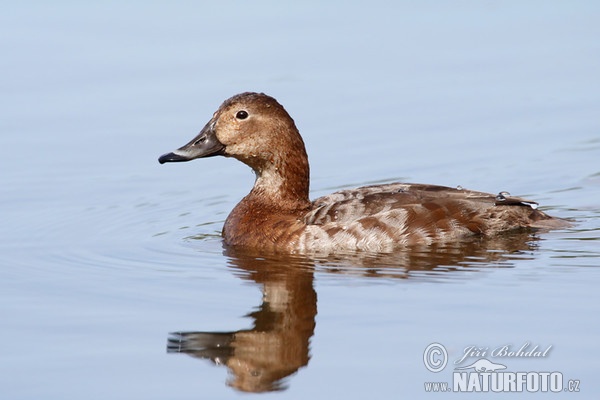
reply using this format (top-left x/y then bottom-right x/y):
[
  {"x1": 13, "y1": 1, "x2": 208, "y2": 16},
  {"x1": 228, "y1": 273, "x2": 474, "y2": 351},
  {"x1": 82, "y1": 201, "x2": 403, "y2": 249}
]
[
  {"x1": 298, "y1": 183, "x2": 566, "y2": 252},
  {"x1": 221, "y1": 182, "x2": 567, "y2": 253},
  {"x1": 159, "y1": 92, "x2": 570, "y2": 253}
]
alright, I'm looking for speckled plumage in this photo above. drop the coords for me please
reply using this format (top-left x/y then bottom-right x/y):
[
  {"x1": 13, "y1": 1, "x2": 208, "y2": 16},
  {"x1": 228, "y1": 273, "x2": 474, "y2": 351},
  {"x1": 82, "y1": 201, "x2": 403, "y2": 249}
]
[{"x1": 159, "y1": 92, "x2": 569, "y2": 253}]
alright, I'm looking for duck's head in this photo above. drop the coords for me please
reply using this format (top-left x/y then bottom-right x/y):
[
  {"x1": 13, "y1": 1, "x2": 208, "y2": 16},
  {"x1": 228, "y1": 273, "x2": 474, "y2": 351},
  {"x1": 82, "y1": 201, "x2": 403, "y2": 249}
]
[
  {"x1": 159, "y1": 92, "x2": 306, "y2": 169},
  {"x1": 159, "y1": 92, "x2": 310, "y2": 204}
]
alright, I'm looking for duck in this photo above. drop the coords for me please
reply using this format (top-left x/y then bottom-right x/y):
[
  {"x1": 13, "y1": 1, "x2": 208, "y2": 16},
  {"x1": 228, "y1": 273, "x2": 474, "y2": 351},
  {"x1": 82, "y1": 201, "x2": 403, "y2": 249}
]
[{"x1": 158, "y1": 92, "x2": 569, "y2": 253}]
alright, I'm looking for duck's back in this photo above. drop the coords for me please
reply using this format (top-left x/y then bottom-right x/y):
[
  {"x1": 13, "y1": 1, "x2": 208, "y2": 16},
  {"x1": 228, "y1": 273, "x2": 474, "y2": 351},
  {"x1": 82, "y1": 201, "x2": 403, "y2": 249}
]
[{"x1": 296, "y1": 183, "x2": 566, "y2": 252}]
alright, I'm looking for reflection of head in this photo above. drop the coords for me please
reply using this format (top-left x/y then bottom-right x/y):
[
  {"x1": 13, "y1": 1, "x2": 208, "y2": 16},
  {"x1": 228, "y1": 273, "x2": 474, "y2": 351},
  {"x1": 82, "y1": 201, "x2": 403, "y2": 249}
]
[
  {"x1": 169, "y1": 250, "x2": 317, "y2": 393},
  {"x1": 226, "y1": 355, "x2": 294, "y2": 392}
]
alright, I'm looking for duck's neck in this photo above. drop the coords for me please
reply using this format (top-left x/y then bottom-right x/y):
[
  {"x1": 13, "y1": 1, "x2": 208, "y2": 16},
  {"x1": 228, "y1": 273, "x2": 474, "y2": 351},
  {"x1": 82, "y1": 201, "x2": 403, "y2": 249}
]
[{"x1": 248, "y1": 150, "x2": 311, "y2": 212}]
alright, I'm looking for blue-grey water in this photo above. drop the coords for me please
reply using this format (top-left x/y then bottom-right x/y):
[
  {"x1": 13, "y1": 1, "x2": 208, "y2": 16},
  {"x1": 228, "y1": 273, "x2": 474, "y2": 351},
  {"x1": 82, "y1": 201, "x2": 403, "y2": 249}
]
[{"x1": 1, "y1": 2, "x2": 599, "y2": 399}]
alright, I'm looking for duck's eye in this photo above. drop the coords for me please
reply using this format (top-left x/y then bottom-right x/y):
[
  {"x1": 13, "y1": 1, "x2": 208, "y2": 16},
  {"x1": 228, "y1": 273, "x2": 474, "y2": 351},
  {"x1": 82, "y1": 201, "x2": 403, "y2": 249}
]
[{"x1": 236, "y1": 110, "x2": 248, "y2": 120}]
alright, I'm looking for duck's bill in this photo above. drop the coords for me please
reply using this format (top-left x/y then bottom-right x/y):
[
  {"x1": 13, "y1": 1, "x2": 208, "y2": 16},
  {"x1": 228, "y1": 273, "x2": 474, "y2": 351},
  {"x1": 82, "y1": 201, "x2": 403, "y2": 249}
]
[
  {"x1": 158, "y1": 151, "x2": 194, "y2": 163},
  {"x1": 158, "y1": 121, "x2": 225, "y2": 164}
]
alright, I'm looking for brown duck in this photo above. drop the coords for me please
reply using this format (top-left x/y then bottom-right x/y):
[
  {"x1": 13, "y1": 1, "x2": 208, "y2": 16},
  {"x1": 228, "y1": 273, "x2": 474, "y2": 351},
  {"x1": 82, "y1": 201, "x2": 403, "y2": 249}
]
[{"x1": 159, "y1": 92, "x2": 569, "y2": 253}]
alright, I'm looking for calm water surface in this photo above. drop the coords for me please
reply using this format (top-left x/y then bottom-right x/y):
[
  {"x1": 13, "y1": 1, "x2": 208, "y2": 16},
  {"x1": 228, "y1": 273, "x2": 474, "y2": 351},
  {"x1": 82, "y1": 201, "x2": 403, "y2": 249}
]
[{"x1": 2, "y1": 2, "x2": 600, "y2": 399}]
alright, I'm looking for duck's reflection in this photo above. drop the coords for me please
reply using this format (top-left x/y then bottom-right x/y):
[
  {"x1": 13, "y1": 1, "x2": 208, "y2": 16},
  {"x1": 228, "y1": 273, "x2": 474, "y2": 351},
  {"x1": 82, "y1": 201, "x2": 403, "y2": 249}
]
[
  {"x1": 167, "y1": 231, "x2": 541, "y2": 392},
  {"x1": 312, "y1": 230, "x2": 542, "y2": 279},
  {"x1": 167, "y1": 251, "x2": 317, "y2": 392}
]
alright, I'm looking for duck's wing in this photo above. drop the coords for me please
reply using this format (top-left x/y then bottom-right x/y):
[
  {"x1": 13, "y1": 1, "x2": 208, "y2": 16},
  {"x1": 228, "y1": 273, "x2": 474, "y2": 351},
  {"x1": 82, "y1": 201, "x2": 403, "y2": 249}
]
[{"x1": 303, "y1": 183, "x2": 567, "y2": 248}]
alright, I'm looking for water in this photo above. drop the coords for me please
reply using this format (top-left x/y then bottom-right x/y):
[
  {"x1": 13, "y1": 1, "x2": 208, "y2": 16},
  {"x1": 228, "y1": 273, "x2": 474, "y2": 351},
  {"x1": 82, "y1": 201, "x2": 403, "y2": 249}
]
[{"x1": 2, "y1": 1, "x2": 599, "y2": 398}]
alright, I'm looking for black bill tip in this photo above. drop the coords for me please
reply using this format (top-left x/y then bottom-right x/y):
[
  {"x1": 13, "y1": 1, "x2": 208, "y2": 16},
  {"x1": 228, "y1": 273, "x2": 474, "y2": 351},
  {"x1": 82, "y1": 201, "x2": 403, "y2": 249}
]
[{"x1": 158, "y1": 152, "x2": 191, "y2": 164}]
